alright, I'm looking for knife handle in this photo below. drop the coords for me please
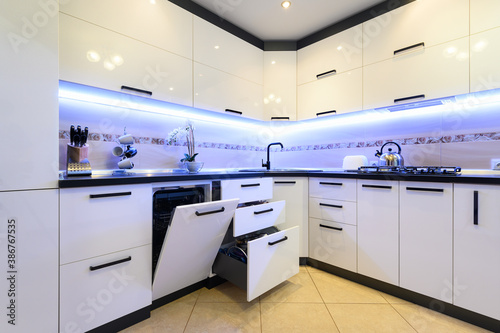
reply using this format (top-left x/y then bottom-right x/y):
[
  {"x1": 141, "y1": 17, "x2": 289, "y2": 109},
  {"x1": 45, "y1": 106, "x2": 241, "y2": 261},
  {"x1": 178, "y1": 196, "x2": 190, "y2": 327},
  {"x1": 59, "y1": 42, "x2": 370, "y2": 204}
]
[
  {"x1": 70, "y1": 125, "x2": 75, "y2": 146},
  {"x1": 83, "y1": 127, "x2": 88, "y2": 145}
]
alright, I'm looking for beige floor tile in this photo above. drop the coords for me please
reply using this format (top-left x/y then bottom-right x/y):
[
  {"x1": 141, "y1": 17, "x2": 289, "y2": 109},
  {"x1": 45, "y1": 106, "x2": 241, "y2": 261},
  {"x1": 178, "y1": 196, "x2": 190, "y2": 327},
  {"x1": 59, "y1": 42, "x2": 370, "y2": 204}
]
[
  {"x1": 380, "y1": 292, "x2": 414, "y2": 305},
  {"x1": 261, "y1": 303, "x2": 339, "y2": 333},
  {"x1": 310, "y1": 271, "x2": 388, "y2": 303},
  {"x1": 259, "y1": 270, "x2": 323, "y2": 303},
  {"x1": 392, "y1": 304, "x2": 493, "y2": 333},
  {"x1": 197, "y1": 282, "x2": 253, "y2": 303},
  {"x1": 184, "y1": 302, "x2": 261, "y2": 333},
  {"x1": 305, "y1": 264, "x2": 325, "y2": 274},
  {"x1": 327, "y1": 303, "x2": 416, "y2": 333}
]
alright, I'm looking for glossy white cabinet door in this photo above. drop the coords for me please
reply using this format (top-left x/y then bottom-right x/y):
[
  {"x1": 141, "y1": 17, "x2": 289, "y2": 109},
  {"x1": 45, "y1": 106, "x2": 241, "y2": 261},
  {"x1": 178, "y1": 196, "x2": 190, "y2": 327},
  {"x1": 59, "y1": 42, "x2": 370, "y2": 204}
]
[
  {"x1": 220, "y1": 177, "x2": 273, "y2": 203},
  {"x1": 297, "y1": 24, "x2": 362, "y2": 85},
  {"x1": 297, "y1": 68, "x2": 362, "y2": 120},
  {"x1": 309, "y1": 178, "x2": 357, "y2": 201},
  {"x1": 0, "y1": 1, "x2": 58, "y2": 191},
  {"x1": 60, "y1": 245, "x2": 152, "y2": 333},
  {"x1": 471, "y1": 0, "x2": 500, "y2": 34},
  {"x1": 363, "y1": 38, "x2": 469, "y2": 110},
  {"x1": 194, "y1": 63, "x2": 264, "y2": 120},
  {"x1": 309, "y1": 197, "x2": 357, "y2": 226},
  {"x1": 60, "y1": 14, "x2": 193, "y2": 107},
  {"x1": 470, "y1": 27, "x2": 500, "y2": 93},
  {"x1": 264, "y1": 51, "x2": 297, "y2": 120},
  {"x1": 193, "y1": 17, "x2": 263, "y2": 85},
  {"x1": 357, "y1": 180, "x2": 399, "y2": 285},
  {"x1": 59, "y1": 0, "x2": 192, "y2": 59},
  {"x1": 362, "y1": 0, "x2": 469, "y2": 66},
  {"x1": 400, "y1": 182, "x2": 453, "y2": 302},
  {"x1": 271, "y1": 178, "x2": 309, "y2": 257},
  {"x1": 233, "y1": 201, "x2": 286, "y2": 237},
  {"x1": 454, "y1": 184, "x2": 500, "y2": 320},
  {"x1": 0, "y1": 190, "x2": 58, "y2": 332}
]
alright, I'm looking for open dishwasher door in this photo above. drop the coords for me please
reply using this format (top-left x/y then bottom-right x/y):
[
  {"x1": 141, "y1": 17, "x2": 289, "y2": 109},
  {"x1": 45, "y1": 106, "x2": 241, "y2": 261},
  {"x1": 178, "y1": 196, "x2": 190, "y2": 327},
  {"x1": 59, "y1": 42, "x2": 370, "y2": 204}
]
[{"x1": 152, "y1": 198, "x2": 239, "y2": 301}]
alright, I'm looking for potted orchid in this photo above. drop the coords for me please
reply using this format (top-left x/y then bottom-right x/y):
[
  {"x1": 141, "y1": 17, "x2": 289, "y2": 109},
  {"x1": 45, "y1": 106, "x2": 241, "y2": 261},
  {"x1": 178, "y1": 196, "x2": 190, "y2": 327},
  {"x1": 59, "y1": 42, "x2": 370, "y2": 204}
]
[{"x1": 167, "y1": 122, "x2": 203, "y2": 173}]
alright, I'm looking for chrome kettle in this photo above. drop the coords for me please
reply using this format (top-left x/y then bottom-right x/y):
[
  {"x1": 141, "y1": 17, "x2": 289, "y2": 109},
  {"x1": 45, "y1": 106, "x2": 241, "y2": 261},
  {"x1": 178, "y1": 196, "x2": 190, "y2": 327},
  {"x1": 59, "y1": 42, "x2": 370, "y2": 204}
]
[{"x1": 375, "y1": 141, "x2": 404, "y2": 167}]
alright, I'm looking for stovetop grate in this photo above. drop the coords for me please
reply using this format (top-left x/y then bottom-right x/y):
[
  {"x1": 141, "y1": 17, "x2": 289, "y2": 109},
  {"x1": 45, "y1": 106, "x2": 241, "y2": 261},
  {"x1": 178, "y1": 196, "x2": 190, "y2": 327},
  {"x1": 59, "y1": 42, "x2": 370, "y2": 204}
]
[{"x1": 356, "y1": 166, "x2": 461, "y2": 175}]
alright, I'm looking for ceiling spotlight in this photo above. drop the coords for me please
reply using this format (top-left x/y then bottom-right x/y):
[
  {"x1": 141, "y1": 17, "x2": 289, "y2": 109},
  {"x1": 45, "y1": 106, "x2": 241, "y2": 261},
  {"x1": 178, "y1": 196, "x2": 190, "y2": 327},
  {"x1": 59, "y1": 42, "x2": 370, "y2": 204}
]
[{"x1": 281, "y1": 1, "x2": 291, "y2": 9}]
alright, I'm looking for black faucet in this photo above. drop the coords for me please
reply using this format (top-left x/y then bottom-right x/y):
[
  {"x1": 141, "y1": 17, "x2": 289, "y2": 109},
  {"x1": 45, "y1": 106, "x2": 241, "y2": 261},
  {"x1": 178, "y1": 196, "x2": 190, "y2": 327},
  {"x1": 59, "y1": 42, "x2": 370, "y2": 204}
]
[{"x1": 262, "y1": 142, "x2": 283, "y2": 170}]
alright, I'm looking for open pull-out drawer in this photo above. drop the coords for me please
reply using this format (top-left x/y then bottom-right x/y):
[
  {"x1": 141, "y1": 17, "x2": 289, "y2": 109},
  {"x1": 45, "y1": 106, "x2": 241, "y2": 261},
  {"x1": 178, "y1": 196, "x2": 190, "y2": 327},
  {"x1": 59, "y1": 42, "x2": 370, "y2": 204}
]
[
  {"x1": 233, "y1": 200, "x2": 286, "y2": 236},
  {"x1": 213, "y1": 226, "x2": 299, "y2": 301},
  {"x1": 153, "y1": 199, "x2": 239, "y2": 301}
]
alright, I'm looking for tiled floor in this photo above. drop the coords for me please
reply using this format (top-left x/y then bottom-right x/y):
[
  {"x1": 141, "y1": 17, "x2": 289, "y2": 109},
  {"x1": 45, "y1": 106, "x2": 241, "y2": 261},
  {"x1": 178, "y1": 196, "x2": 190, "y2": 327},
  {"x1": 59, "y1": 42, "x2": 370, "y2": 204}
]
[{"x1": 121, "y1": 266, "x2": 492, "y2": 333}]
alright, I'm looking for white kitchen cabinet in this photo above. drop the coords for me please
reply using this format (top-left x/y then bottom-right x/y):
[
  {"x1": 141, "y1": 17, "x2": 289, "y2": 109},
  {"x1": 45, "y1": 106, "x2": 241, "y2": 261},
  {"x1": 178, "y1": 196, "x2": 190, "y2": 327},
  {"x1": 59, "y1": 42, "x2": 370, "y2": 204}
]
[
  {"x1": 59, "y1": 0, "x2": 193, "y2": 59},
  {"x1": 309, "y1": 197, "x2": 357, "y2": 226},
  {"x1": 220, "y1": 177, "x2": 273, "y2": 203},
  {"x1": 59, "y1": 14, "x2": 193, "y2": 107},
  {"x1": 470, "y1": 27, "x2": 500, "y2": 93},
  {"x1": 0, "y1": 1, "x2": 58, "y2": 191},
  {"x1": 362, "y1": 0, "x2": 469, "y2": 66},
  {"x1": 357, "y1": 180, "x2": 399, "y2": 285},
  {"x1": 233, "y1": 201, "x2": 285, "y2": 237},
  {"x1": 470, "y1": 0, "x2": 500, "y2": 35},
  {"x1": 363, "y1": 38, "x2": 469, "y2": 110},
  {"x1": 193, "y1": 17, "x2": 263, "y2": 85},
  {"x1": 193, "y1": 62, "x2": 263, "y2": 120},
  {"x1": 453, "y1": 184, "x2": 500, "y2": 320},
  {"x1": 297, "y1": 68, "x2": 362, "y2": 120},
  {"x1": 0, "y1": 190, "x2": 58, "y2": 333},
  {"x1": 297, "y1": 24, "x2": 362, "y2": 85},
  {"x1": 309, "y1": 178, "x2": 356, "y2": 201},
  {"x1": 400, "y1": 182, "x2": 453, "y2": 302},
  {"x1": 264, "y1": 51, "x2": 297, "y2": 120},
  {"x1": 60, "y1": 184, "x2": 152, "y2": 265},
  {"x1": 271, "y1": 178, "x2": 309, "y2": 257}
]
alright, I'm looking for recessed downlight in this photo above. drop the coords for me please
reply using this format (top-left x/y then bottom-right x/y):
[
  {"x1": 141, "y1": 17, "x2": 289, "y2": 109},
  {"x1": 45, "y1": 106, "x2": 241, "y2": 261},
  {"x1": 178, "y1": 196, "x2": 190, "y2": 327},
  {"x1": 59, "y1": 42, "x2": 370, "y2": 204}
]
[{"x1": 281, "y1": 1, "x2": 291, "y2": 9}]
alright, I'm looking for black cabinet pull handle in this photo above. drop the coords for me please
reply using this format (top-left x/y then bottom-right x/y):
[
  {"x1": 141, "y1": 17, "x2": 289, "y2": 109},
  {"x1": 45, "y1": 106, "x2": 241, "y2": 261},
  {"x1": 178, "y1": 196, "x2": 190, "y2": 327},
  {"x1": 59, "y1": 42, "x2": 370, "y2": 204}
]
[
  {"x1": 90, "y1": 256, "x2": 131, "y2": 271},
  {"x1": 121, "y1": 85, "x2": 152, "y2": 96},
  {"x1": 319, "y1": 182, "x2": 342, "y2": 186},
  {"x1": 316, "y1": 69, "x2": 337, "y2": 79},
  {"x1": 406, "y1": 187, "x2": 444, "y2": 193},
  {"x1": 320, "y1": 224, "x2": 343, "y2": 231},
  {"x1": 274, "y1": 181, "x2": 297, "y2": 184},
  {"x1": 254, "y1": 208, "x2": 274, "y2": 215},
  {"x1": 271, "y1": 117, "x2": 290, "y2": 120},
  {"x1": 316, "y1": 110, "x2": 336, "y2": 117},
  {"x1": 362, "y1": 184, "x2": 392, "y2": 190},
  {"x1": 195, "y1": 207, "x2": 225, "y2": 216},
  {"x1": 394, "y1": 94, "x2": 425, "y2": 104},
  {"x1": 268, "y1": 236, "x2": 288, "y2": 246},
  {"x1": 473, "y1": 191, "x2": 479, "y2": 225},
  {"x1": 394, "y1": 42, "x2": 425, "y2": 55},
  {"x1": 319, "y1": 203, "x2": 343, "y2": 209},
  {"x1": 89, "y1": 191, "x2": 132, "y2": 199},
  {"x1": 241, "y1": 183, "x2": 260, "y2": 188},
  {"x1": 225, "y1": 109, "x2": 243, "y2": 115}
]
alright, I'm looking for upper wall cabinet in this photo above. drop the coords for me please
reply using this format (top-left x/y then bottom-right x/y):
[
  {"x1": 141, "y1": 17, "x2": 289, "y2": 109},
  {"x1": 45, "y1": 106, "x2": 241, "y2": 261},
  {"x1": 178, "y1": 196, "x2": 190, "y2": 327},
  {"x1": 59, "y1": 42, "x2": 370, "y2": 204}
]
[
  {"x1": 470, "y1": 27, "x2": 500, "y2": 93},
  {"x1": 60, "y1": 14, "x2": 193, "y2": 106},
  {"x1": 297, "y1": 24, "x2": 362, "y2": 85},
  {"x1": 362, "y1": 0, "x2": 469, "y2": 66},
  {"x1": 470, "y1": 0, "x2": 500, "y2": 35},
  {"x1": 59, "y1": 0, "x2": 192, "y2": 59},
  {"x1": 193, "y1": 17, "x2": 263, "y2": 85}
]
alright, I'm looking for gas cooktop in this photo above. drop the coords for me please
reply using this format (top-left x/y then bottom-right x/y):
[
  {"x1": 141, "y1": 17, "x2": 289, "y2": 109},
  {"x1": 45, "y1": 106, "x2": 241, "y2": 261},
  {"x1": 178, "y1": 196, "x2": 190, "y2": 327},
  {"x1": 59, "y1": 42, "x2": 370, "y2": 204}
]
[{"x1": 354, "y1": 166, "x2": 462, "y2": 175}]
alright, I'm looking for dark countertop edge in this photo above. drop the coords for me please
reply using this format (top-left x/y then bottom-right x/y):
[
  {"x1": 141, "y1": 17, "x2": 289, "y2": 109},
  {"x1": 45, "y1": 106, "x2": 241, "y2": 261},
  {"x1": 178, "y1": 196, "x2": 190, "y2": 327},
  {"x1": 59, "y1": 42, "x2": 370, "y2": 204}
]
[{"x1": 59, "y1": 171, "x2": 500, "y2": 188}]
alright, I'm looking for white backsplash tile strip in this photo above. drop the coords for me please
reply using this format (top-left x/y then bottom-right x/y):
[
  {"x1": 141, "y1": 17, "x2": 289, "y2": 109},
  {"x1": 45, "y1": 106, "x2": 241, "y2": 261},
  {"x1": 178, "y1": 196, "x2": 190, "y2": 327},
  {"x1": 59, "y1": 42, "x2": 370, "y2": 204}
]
[{"x1": 59, "y1": 130, "x2": 500, "y2": 152}]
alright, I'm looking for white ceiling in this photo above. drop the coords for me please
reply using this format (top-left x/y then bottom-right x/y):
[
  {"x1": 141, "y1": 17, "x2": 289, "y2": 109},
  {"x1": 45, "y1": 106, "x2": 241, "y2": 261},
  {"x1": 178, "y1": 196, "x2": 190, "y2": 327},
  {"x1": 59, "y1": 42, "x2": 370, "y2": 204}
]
[{"x1": 191, "y1": 0, "x2": 386, "y2": 41}]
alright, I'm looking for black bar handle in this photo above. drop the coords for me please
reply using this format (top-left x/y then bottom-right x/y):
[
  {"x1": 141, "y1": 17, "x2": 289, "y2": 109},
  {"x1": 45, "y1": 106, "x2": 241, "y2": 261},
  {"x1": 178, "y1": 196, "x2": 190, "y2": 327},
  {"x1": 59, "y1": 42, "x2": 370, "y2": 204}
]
[
  {"x1": 195, "y1": 207, "x2": 225, "y2": 216},
  {"x1": 274, "y1": 181, "x2": 297, "y2": 184},
  {"x1": 406, "y1": 187, "x2": 444, "y2": 193},
  {"x1": 394, "y1": 94, "x2": 425, "y2": 104},
  {"x1": 319, "y1": 182, "x2": 343, "y2": 186},
  {"x1": 316, "y1": 110, "x2": 336, "y2": 117},
  {"x1": 362, "y1": 184, "x2": 392, "y2": 190},
  {"x1": 394, "y1": 42, "x2": 425, "y2": 55},
  {"x1": 121, "y1": 85, "x2": 152, "y2": 96},
  {"x1": 241, "y1": 183, "x2": 260, "y2": 188},
  {"x1": 473, "y1": 191, "x2": 479, "y2": 225},
  {"x1": 320, "y1": 224, "x2": 343, "y2": 231},
  {"x1": 268, "y1": 236, "x2": 288, "y2": 246},
  {"x1": 254, "y1": 208, "x2": 274, "y2": 215},
  {"x1": 225, "y1": 109, "x2": 243, "y2": 115},
  {"x1": 316, "y1": 69, "x2": 337, "y2": 79},
  {"x1": 90, "y1": 256, "x2": 131, "y2": 271},
  {"x1": 271, "y1": 117, "x2": 290, "y2": 120},
  {"x1": 89, "y1": 191, "x2": 132, "y2": 199},
  {"x1": 319, "y1": 203, "x2": 343, "y2": 209}
]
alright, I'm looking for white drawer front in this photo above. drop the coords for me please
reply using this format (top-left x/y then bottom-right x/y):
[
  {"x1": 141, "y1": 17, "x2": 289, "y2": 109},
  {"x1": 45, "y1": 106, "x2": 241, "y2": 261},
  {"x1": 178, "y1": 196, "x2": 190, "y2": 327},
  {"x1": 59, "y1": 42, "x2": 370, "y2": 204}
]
[
  {"x1": 233, "y1": 201, "x2": 286, "y2": 236},
  {"x1": 60, "y1": 184, "x2": 152, "y2": 264},
  {"x1": 309, "y1": 218, "x2": 357, "y2": 272},
  {"x1": 221, "y1": 178, "x2": 273, "y2": 203},
  {"x1": 247, "y1": 226, "x2": 299, "y2": 301},
  {"x1": 60, "y1": 245, "x2": 152, "y2": 333},
  {"x1": 309, "y1": 178, "x2": 356, "y2": 201},
  {"x1": 309, "y1": 197, "x2": 357, "y2": 226}
]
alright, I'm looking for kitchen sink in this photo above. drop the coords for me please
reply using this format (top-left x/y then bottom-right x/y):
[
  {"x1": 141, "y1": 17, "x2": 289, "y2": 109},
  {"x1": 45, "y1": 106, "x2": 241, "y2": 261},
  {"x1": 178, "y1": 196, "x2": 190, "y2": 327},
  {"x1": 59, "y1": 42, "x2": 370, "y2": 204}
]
[{"x1": 239, "y1": 168, "x2": 323, "y2": 173}]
